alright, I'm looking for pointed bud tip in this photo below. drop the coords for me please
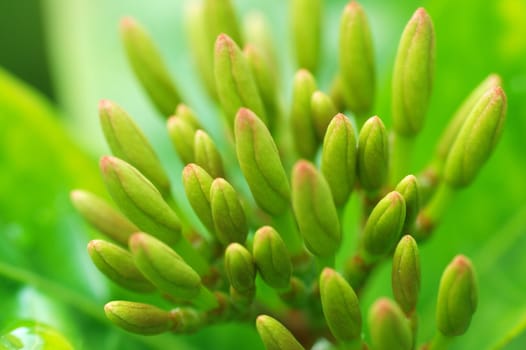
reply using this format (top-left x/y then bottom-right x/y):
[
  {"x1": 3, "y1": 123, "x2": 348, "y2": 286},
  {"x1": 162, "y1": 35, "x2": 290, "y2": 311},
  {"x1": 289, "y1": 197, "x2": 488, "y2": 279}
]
[
  {"x1": 99, "y1": 99, "x2": 113, "y2": 112},
  {"x1": 99, "y1": 155, "x2": 115, "y2": 173},
  {"x1": 120, "y1": 16, "x2": 137, "y2": 30}
]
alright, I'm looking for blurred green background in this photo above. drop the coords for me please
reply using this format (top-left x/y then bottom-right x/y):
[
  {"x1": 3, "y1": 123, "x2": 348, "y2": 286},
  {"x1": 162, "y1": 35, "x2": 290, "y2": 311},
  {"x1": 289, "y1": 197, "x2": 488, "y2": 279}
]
[{"x1": 1, "y1": 0, "x2": 525, "y2": 349}]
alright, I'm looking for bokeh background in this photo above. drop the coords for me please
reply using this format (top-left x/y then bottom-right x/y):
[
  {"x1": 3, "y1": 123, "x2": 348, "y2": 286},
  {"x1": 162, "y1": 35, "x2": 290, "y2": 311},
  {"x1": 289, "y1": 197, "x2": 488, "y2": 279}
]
[{"x1": 1, "y1": 0, "x2": 525, "y2": 349}]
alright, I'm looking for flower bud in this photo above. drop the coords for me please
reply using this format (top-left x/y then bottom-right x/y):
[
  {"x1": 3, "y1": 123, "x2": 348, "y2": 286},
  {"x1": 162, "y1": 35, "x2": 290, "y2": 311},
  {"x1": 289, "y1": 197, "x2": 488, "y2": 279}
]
[
  {"x1": 99, "y1": 100, "x2": 170, "y2": 194},
  {"x1": 225, "y1": 243, "x2": 256, "y2": 294},
  {"x1": 100, "y1": 156, "x2": 181, "y2": 245},
  {"x1": 256, "y1": 315, "x2": 305, "y2": 350},
  {"x1": 444, "y1": 86, "x2": 507, "y2": 188},
  {"x1": 368, "y1": 298, "x2": 412, "y2": 350},
  {"x1": 175, "y1": 104, "x2": 202, "y2": 129},
  {"x1": 436, "y1": 255, "x2": 478, "y2": 337},
  {"x1": 194, "y1": 130, "x2": 225, "y2": 178},
  {"x1": 290, "y1": 0, "x2": 322, "y2": 73},
  {"x1": 104, "y1": 301, "x2": 173, "y2": 335},
  {"x1": 311, "y1": 90, "x2": 338, "y2": 140},
  {"x1": 88, "y1": 240, "x2": 155, "y2": 293},
  {"x1": 391, "y1": 8, "x2": 435, "y2": 136},
  {"x1": 182, "y1": 164, "x2": 215, "y2": 234},
  {"x1": 243, "y1": 11, "x2": 279, "y2": 72},
  {"x1": 204, "y1": 0, "x2": 243, "y2": 46},
  {"x1": 391, "y1": 235, "x2": 420, "y2": 314},
  {"x1": 320, "y1": 114, "x2": 357, "y2": 206},
  {"x1": 292, "y1": 160, "x2": 341, "y2": 257},
  {"x1": 235, "y1": 108, "x2": 290, "y2": 215},
  {"x1": 70, "y1": 189, "x2": 138, "y2": 246},
  {"x1": 363, "y1": 191, "x2": 406, "y2": 258},
  {"x1": 319, "y1": 268, "x2": 362, "y2": 343},
  {"x1": 253, "y1": 226, "x2": 292, "y2": 290},
  {"x1": 120, "y1": 17, "x2": 181, "y2": 117},
  {"x1": 167, "y1": 115, "x2": 197, "y2": 165},
  {"x1": 339, "y1": 1, "x2": 375, "y2": 116},
  {"x1": 357, "y1": 116, "x2": 388, "y2": 192},
  {"x1": 394, "y1": 175, "x2": 420, "y2": 233},
  {"x1": 290, "y1": 69, "x2": 318, "y2": 159},
  {"x1": 210, "y1": 178, "x2": 248, "y2": 245}
]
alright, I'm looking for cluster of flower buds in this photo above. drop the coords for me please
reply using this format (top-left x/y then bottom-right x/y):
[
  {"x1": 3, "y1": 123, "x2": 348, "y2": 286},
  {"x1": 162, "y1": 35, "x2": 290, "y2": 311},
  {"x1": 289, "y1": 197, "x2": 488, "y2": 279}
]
[{"x1": 71, "y1": 1, "x2": 506, "y2": 349}]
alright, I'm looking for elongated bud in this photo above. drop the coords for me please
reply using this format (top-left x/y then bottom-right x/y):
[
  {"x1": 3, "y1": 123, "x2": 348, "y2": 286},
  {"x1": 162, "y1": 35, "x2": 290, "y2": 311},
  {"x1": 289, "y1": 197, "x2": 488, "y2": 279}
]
[
  {"x1": 321, "y1": 114, "x2": 357, "y2": 206},
  {"x1": 253, "y1": 226, "x2": 292, "y2": 290},
  {"x1": 357, "y1": 116, "x2": 388, "y2": 192},
  {"x1": 339, "y1": 1, "x2": 375, "y2": 116},
  {"x1": 363, "y1": 191, "x2": 406, "y2": 259},
  {"x1": 167, "y1": 115, "x2": 197, "y2": 165},
  {"x1": 88, "y1": 240, "x2": 155, "y2": 292},
  {"x1": 99, "y1": 100, "x2": 170, "y2": 194},
  {"x1": 70, "y1": 190, "x2": 138, "y2": 246},
  {"x1": 369, "y1": 298, "x2": 412, "y2": 350},
  {"x1": 176, "y1": 104, "x2": 202, "y2": 129},
  {"x1": 256, "y1": 315, "x2": 305, "y2": 350},
  {"x1": 395, "y1": 175, "x2": 420, "y2": 233},
  {"x1": 100, "y1": 156, "x2": 181, "y2": 245},
  {"x1": 214, "y1": 34, "x2": 267, "y2": 127},
  {"x1": 291, "y1": 0, "x2": 322, "y2": 72},
  {"x1": 225, "y1": 243, "x2": 256, "y2": 294},
  {"x1": 292, "y1": 161, "x2": 341, "y2": 257},
  {"x1": 392, "y1": 235, "x2": 420, "y2": 314},
  {"x1": 243, "y1": 11, "x2": 279, "y2": 71},
  {"x1": 210, "y1": 178, "x2": 248, "y2": 245},
  {"x1": 290, "y1": 69, "x2": 318, "y2": 159},
  {"x1": 391, "y1": 8, "x2": 435, "y2": 136},
  {"x1": 311, "y1": 90, "x2": 338, "y2": 140},
  {"x1": 235, "y1": 108, "x2": 290, "y2": 215},
  {"x1": 320, "y1": 268, "x2": 362, "y2": 343},
  {"x1": 182, "y1": 164, "x2": 215, "y2": 234},
  {"x1": 436, "y1": 255, "x2": 478, "y2": 336},
  {"x1": 444, "y1": 86, "x2": 507, "y2": 188},
  {"x1": 204, "y1": 0, "x2": 242, "y2": 45},
  {"x1": 120, "y1": 17, "x2": 181, "y2": 116},
  {"x1": 194, "y1": 130, "x2": 224, "y2": 178},
  {"x1": 105, "y1": 301, "x2": 173, "y2": 335}
]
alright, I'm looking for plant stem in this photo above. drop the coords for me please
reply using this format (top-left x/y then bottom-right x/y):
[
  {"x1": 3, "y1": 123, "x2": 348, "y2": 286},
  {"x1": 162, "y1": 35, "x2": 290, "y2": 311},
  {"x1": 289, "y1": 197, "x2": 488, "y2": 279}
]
[
  {"x1": 414, "y1": 182, "x2": 455, "y2": 242},
  {"x1": 425, "y1": 332, "x2": 452, "y2": 350},
  {"x1": 389, "y1": 132, "x2": 415, "y2": 186}
]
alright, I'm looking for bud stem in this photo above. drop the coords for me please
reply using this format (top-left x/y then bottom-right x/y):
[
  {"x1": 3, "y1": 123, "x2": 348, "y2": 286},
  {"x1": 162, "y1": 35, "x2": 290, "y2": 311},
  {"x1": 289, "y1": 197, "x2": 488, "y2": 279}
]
[
  {"x1": 389, "y1": 132, "x2": 415, "y2": 186},
  {"x1": 173, "y1": 235, "x2": 210, "y2": 276},
  {"x1": 414, "y1": 182, "x2": 455, "y2": 242},
  {"x1": 426, "y1": 332, "x2": 453, "y2": 350}
]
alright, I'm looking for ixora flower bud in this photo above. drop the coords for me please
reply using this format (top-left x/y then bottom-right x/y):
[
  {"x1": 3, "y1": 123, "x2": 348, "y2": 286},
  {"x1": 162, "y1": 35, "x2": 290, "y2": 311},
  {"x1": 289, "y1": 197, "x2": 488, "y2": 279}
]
[
  {"x1": 235, "y1": 108, "x2": 290, "y2": 215},
  {"x1": 290, "y1": 69, "x2": 318, "y2": 159},
  {"x1": 320, "y1": 113, "x2": 357, "y2": 207},
  {"x1": 120, "y1": 17, "x2": 181, "y2": 117},
  {"x1": 105, "y1": 301, "x2": 174, "y2": 335},
  {"x1": 357, "y1": 116, "x2": 388, "y2": 192},
  {"x1": 214, "y1": 34, "x2": 267, "y2": 127},
  {"x1": 256, "y1": 315, "x2": 305, "y2": 350},
  {"x1": 311, "y1": 90, "x2": 338, "y2": 140},
  {"x1": 392, "y1": 235, "x2": 420, "y2": 314},
  {"x1": 391, "y1": 8, "x2": 435, "y2": 136},
  {"x1": 167, "y1": 115, "x2": 197, "y2": 165},
  {"x1": 394, "y1": 175, "x2": 420, "y2": 233},
  {"x1": 88, "y1": 240, "x2": 155, "y2": 293},
  {"x1": 339, "y1": 1, "x2": 375, "y2": 117},
  {"x1": 292, "y1": 160, "x2": 341, "y2": 258},
  {"x1": 369, "y1": 298, "x2": 412, "y2": 350},
  {"x1": 253, "y1": 226, "x2": 292, "y2": 290},
  {"x1": 210, "y1": 178, "x2": 248, "y2": 245},
  {"x1": 99, "y1": 100, "x2": 170, "y2": 194},
  {"x1": 225, "y1": 243, "x2": 256, "y2": 294},
  {"x1": 436, "y1": 255, "x2": 478, "y2": 337},
  {"x1": 443, "y1": 86, "x2": 507, "y2": 188},
  {"x1": 70, "y1": 189, "x2": 138, "y2": 246},
  {"x1": 290, "y1": 0, "x2": 322, "y2": 72},
  {"x1": 182, "y1": 164, "x2": 215, "y2": 234},
  {"x1": 194, "y1": 130, "x2": 225, "y2": 179},
  {"x1": 362, "y1": 191, "x2": 406, "y2": 258},
  {"x1": 319, "y1": 268, "x2": 362, "y2": 344},
  {"x1": 100, "y1": 156, "x2": 181, "y2": 245}
]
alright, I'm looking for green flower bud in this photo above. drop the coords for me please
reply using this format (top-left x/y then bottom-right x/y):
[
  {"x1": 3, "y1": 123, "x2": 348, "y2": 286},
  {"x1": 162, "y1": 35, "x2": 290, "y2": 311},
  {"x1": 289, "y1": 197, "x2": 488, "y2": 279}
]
[
  {"x1": 436, "y1": 255, "x2": 478, "y2": 337},
  {"x1": 88, "y1": 240, "x2": 155, "y2": 293},
  {"x1": 391, "y1": 8, "x2": 435, "y2": 136},
  {"x1": 253, "y1": 226, "x2": 292, "y2": 290},
  {"x1": 210, "y1": 178, "x2": 248, "y2": 245},
  {"x1": 391, "y1": 235, "x2": 420, "y2": 314},
  {"x1": 204, "y1": 0, "x2": 243, "y2": 46},
  {"x1": 235, "y1": 108, "x2": 290, "y2": 215},
  {"x1": 357, "y1": 116, "x2": 388, "y2": 192},
  {"x1": 311, "y1": 90, "x2": 338, "y2": 140},
  {"x1": 394, "y1": 175, "x2": 420, "y2": 233},
  {"x1": 104, "y1": 301, "x2": 173, "y2": 335},
  {"x1": 225, "y1": 243, "x2": 256, "y2": 294},
  {"x1": 243, "y1": 11, "x2": 279, "y2": 72},
  {"x1": 444, "y1": 86, "x2": 507, "y2": 188},
  {"x1": 99, "y1": 100, "x2": 170, "y2": 194},
  {"x1": 214, "y1": 34, "x2": 267, "y2": 127},
  {"x1": 70, "y1": 189, "x2": 139, "y2": 246},
  {"x1": 363, "y1": 191, "x2": 406, "y2": 258},
  {"x1": 290, "y1": 0, "x2": 322, "y2": 72},
  {"x1": 369, "y1": 298, "x2": 412, "y2": 350},
  {"x1": 339, "y1": 1, "x2": 375, "y2": 116},
  {"x1": 182, "y1": 164, "x2": 215, "y2": 234},
  {"x1": 194, "y1": 130, "x2": 225, "y2": 178},
  {"x1": 290, "y1": 69, "x2": 318, "y2": 159},
  {"x1": 292, "y1": 160, "x2": 341, "y2": 257},
  {"x1": 256, "y1": 315, "x2": 305, "y2": 350},
  {"x1": 100, "y1": 156, "x2": 181, "y2": 245},
  {"x1": 175, "y1": 104, "x2": 202, "y2": 130},
  {"x1": 167, "y1": 115, "x2": 197, "y2": 165},
  {"x1": 120, "y1": 17, "x2": 181, "y2": 117},
  {"x1": 319, "y1": 268, "x2": 362, "y2": 343},
  {"x1": 320, "y1": 113, "x2": 357, "y2": 206}
]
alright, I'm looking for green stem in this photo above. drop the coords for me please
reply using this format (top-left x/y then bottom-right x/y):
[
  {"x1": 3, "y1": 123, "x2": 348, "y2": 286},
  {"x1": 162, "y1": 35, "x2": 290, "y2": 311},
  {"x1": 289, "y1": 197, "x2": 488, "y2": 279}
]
[
  {"x1": 389, "y1": 132, "x2": 415, "y2": 186},
  {"x1": 174, "y1": 237, "x2": 210, "y2": 276},
  {"x1": 414, "y1": 182, "x2": 455, "y2": 242},
  {"x1": 426, "y1": 332, "x2": 452, "y2": 350}
]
